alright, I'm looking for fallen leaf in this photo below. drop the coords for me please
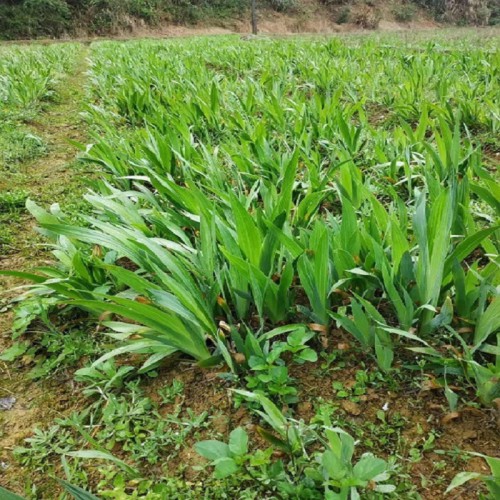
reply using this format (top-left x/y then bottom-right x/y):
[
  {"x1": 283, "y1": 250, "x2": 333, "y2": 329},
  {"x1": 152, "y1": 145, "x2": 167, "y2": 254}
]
[
  {"x1": 98, "y1": 311, "x2": 113, "y2": 322},
  {"x1": 421, "y1": 378, "x2": 442, "y2": 391},
  {"x1": 232, "y1": 353, "x2": 246, "y2": 364},
  {"x1": 319, "y1": 334, "x2": 328, "y2": 349},
  {"x1": 218, "y1": 321, "x2": 231, "y2": 333},
  {"x1": 461, "y1": 430, "x2": 477, "y2": 440},
  {"x1": 337, "y1": 343, "x2": 351, "y2": 351},
  {"x1": 341, "y1": 400, "x2": 362, "y2": 416},
  {"x1": 308, "y1": 323, "x2": 328, "y2": 333},
  {"x1": 441, "y1": 412, "x2": 460, "y2": 425},
  {"x1": 428, "y1": 403, "x2": 443, "y2": 411}
]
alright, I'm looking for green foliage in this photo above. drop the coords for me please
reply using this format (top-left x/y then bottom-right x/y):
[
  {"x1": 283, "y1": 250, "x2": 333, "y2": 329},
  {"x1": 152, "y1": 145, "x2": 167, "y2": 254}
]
[
  {"x1": 0, "y1": 0, "x2": 245, "y2": 39},
  {"x1": 0, "y1": 189, "x2": 28, "y2": 212},
  {"x1": 335, "y1": 6, "x2": 351, "y2": 23},
  {"x1": 268, "y1": 0, "x2": 296, "y2": 12},
  {"x1": 393, "y1": 3, "x2": 417, "y2": 22},
  {"x1": 0, "y1": 487, "x2": 25, "y2": 500},
  {"x1": 0, "y1": 0, "x2": 70, "y2": 39},
  {"x1": 1, "y1": 1, "x2": 497, "y2": 39},
  {"x1": 0, "y1": 128, "x2": 46, "y2": 169},
  {"x1": 446, "y1": 452, "x2": 500, "y2": 498},
  {"x1": 489, "y1": 0, "x2": 500, "y2": 24},
  {"x1": 196, "y1": 390, "x2": 396, "y2": 497},
  {"x1": 223, "y1": 325, "x2": 318, "y2": 405},
  {"x1": 0, "y1": 44, "x2": 77, "y2": 111},
  {"x1": 14, "y1": 379, "x2": 208, "y2": 474},
  {"x1": 58, "y1": 480, "x2": 100, "y2": 500},
  {"x1": 5, "y1": 35, "x2": 498, "y2": 407},
  {"x1": 1, "y1": 31, "x2": 499, "y2": 499}
]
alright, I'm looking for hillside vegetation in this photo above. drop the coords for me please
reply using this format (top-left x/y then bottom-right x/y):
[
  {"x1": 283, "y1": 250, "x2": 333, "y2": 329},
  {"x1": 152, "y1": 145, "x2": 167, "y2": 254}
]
[{"x1": 0, "y1": 0, "x2": 498, "y2": 40}]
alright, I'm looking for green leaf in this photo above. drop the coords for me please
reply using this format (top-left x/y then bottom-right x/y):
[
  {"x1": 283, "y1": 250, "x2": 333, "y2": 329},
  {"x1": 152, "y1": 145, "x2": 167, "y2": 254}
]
[
  {"x1": 213, "y1": 457, "x2": 239, "y2": 478},
  {"x1": 58, "y1": 480, "x2": 100, "y2": 500},
  {"x1": 322, "y1": 449, "x2": 347, "y2": 481},
  {"x1": 228, "y1": 427, "x2": 248, "y2": 456},
  {"x1": 230, "y1": 194, "x2": 262, "y2": 267},
  {"x1": 263, "y1": 324, "x2": 308, "y2": 341},
  {"x1": 0, "y1": 270, "x2": 47, "y2": 283},
  {"x1": 194, "y1": 440, "x2": 231, "y2": 461},
  {"x1": 426, "y1": 189, "x2": 453, "y2": 306},
  {"x1": 353, "y1": 453, "x2": 388, "y2": 481},
  {"x1": 70, "y1": 297, "x2": 210, "y2": 361},
  {"x1": 443, "y1": 226, "x2": 499, "y2": 277},
  {"x1": 298, "y1": 348, "x2": 318, "y2": 362},
  {"x1": 91, "y1": 341, "x2": 177, "y2": 368},
  {"x1": 66, "y1": 450, "x2": 138, "y2": 477},
  {"x1": 375, "y1": 329, "x2": 393, "y2": 372},
  {"x1": 0, "y1": 342, "x2": 29, "y2": 362},
  {"x1": 234, "y1": 390, "x2": 287, "y2": 434},
  {"x1": 374, "y1": 484, "x2": 396, "y2": 493},
  {"x1": 473, "y1": 298, "x2": 500, "y2": 349},
  {"x1": 256, "y1": 427, "x2": 291, "y2": 454},
  {"x1": 445, "y1": 472, "x2": 484, "y2": 493},
  {"x1": 0, "y1": 486, "x2": 25, "y2": 500}
]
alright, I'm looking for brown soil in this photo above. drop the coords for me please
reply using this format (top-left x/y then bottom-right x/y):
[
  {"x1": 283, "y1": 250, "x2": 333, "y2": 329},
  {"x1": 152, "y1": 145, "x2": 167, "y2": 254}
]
[
  {"x1": 104, "y1": 346, "x2": 499, "y2": 498},
  {"x1": 292, "y1": 357, "x2": 499, "y2": 499},
  {"x1": 107, "y1": 336, "x2": 498, "y2": 498}
]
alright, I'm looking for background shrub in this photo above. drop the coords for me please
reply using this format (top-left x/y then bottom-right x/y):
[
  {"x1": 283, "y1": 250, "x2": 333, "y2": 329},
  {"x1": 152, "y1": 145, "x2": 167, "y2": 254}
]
[
  {"x1": 0, "y1": 0, "x2": 71, "y2": 38},
  {"x1": 336, "y1": 5, "x2": 351, "y2": 23},
  {"x1": 269, "y1": 0, "x2": 297, "y2": 12},
  {"x1": 0, "y1": 0, "x2": 498, "y2": 39},
  {"x1": 393, "y1": 3, "x2": 417, "y2": 22},
  {"x1": 352, "y1": 5, "x2": 381, "y2": 28},
  {"x1": 489, "y1": 0, "x2": 500, "y2": 24}
]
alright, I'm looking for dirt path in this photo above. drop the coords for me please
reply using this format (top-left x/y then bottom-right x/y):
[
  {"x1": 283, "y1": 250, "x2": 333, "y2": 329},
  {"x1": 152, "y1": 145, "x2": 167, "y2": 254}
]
[
  {"x1": 0, "y1": 45, "x2": 89, "y2": 493},
  {"x1": 0, "y1": 46, "x2": 89, "y2": 269}
]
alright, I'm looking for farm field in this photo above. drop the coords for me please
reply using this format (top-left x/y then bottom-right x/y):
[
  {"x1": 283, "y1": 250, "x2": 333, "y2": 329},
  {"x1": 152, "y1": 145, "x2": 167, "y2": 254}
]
[{"x1": 0, "y1": 30, "x2": 499, "y2": 499}]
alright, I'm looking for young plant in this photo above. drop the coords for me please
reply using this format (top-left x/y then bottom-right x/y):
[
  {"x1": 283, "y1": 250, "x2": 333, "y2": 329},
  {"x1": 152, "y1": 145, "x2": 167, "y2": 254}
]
[{"x1": 446, "y1": 452, "x2": 500, "y2": 498}]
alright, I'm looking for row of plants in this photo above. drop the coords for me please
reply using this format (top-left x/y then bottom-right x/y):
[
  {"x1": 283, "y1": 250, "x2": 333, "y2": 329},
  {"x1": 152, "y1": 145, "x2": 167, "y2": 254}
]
[
  {"x1": 16, "y1": 35, "x2": 497, "y2": 394},
  {"x1": 0, "y1": 43, "x2": 78, "y2": 119}
]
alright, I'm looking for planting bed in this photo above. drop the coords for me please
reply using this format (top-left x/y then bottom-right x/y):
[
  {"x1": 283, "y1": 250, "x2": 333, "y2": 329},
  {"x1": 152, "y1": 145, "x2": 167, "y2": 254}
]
[{"x1": 0, "y1": 30, "x2": 499, "y2": 499}]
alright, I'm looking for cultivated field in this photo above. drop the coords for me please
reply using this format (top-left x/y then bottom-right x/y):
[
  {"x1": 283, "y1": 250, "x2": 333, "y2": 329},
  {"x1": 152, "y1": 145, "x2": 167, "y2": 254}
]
[{"x1": 0, "y1": 30, "x2": 499, "y2": 499}]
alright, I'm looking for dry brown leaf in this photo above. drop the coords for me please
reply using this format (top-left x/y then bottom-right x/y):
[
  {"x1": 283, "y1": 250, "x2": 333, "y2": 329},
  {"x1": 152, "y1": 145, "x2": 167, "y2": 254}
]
[
  {"x1": 420, "y1": 377, "x2": 442, "y2": 391},
  {"x1": 98, "y1": 311, "x2": 113, "y2": 322},
  {"x1": 308, "y1": 323, "x2": 328, "y2": 333},
  {"x1": 441, "y1": 411, "x2": 460, "y2": 425},
  {"x1": 232, "y1": 353, "x2": 246, "y2": 364},
  {"x1": 92, "y1": 245, "x2": 102, "y2": 258},
  {"x1": 319, "y1": 334, "x2": 329, "y2": 349},
  {"x1": 461, "y1": 430, "x2": 477, "y2": 440},
  {"x1": 218, "y1": 321, "x2": 231, "y2": 333},
  {"x1": 341, "y1": 400, "x2": 362, "y2": 416},
  {"x1": 428, "y1": 403, "x2": 444, "y2": 411}
]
